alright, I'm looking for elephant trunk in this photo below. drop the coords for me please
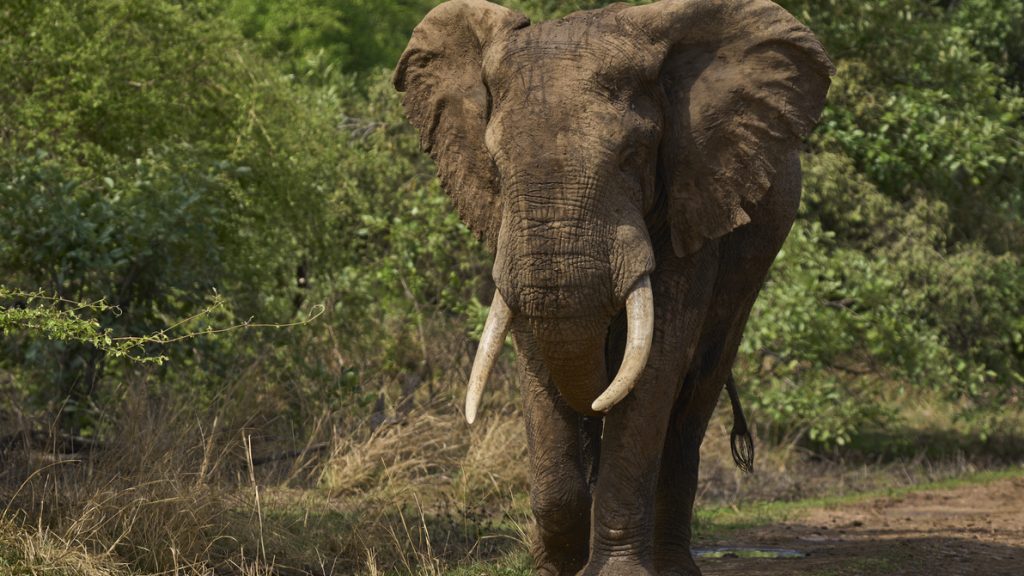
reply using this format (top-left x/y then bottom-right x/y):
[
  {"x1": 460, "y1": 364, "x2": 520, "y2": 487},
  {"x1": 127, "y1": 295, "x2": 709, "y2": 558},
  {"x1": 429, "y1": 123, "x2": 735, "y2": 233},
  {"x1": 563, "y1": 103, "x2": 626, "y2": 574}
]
[
  {"x1": 468, "y1": 170, "x2": 656, "y2": 422},
  {"x1": 533, "y1": 317, "x2": 610, "y2": 416},
  {"x1": 465, "y1": 276, "x2": 653, "y2": 422},
  {"x1": 533, "y1": 275, "x2": 653, "y2": 415},
  {"x1": 592, "y1": 276, "x2": 653, "y2": 412}
]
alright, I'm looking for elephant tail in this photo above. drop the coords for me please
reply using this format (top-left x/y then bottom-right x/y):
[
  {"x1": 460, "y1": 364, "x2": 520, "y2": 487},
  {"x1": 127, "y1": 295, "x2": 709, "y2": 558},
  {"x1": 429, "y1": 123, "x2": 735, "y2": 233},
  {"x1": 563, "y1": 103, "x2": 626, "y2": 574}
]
[{"x1": 727, "y1": 374, "x2": 755, "y2": 473}]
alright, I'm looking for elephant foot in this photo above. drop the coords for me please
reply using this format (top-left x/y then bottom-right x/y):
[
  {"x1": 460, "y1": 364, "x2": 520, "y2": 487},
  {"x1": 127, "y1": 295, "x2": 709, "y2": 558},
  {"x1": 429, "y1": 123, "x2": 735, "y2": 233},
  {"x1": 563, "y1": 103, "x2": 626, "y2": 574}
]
[
  {"x1": 535, "y1": 555, "x2": 586, "y2": 576},
  {"x1": 531, "y1": 537, "x2": 587, "y2": 576},
  {"x1": 578, "y1": 557, "x2": 657, "y2": 576}
]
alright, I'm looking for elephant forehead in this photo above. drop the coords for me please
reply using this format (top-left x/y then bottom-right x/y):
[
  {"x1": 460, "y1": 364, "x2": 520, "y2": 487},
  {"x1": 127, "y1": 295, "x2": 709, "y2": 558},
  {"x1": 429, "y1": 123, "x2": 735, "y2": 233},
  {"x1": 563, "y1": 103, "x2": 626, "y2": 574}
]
[{"x1": 485, "y1": 20, "x2": 647, "y2": 97}]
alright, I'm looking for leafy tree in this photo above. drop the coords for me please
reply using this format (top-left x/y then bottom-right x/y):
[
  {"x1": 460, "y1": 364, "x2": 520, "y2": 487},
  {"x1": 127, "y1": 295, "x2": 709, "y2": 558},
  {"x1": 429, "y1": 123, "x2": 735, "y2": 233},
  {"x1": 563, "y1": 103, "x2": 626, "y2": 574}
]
[
  {"x1": 1, "y1": 0, "x2": 1021, "y2": 446},
  {"x1": 0, "y1": 0, "x2": 339, "y2": 430},
  {"x1": 221, "y1": 0, "x2": 441, "y2": 77},
  {"x1": 785, "y1": 0, "x2": 1024, "y2": 252},
  {"x1": 744, "y1": 152, "x2": 1023, "y2": 444}
]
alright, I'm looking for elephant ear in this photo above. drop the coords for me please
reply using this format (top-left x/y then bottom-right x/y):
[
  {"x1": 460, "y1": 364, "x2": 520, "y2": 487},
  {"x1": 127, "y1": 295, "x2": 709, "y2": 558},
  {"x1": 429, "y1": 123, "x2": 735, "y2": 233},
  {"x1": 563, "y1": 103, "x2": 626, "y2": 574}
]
[
  {"x1": 619, "y1": 0, "x2": 834, "y2": 257},
  {"x1": 393, "y1": 0, "x2": 529, "y2": 252}
]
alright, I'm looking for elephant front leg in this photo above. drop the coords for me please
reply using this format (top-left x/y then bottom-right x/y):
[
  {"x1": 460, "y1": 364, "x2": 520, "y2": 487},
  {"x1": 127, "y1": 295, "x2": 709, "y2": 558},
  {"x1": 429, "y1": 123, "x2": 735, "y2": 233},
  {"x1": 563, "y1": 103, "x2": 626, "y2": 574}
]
[
  {"x1": 515, "y1": 328, "x2": 597, "y2": 576},
  {"x1": 654, "y1": 302, "x2": 758, "y2": 575},
  {"x1": 584, "y1": 256, "x2": 716, "y2": 576},
  {"x1": 652, "y1": 371, "x2": 715, "y2": 576},
  {"x1": 583, "y1": 392, "x2": 672, "y2": 576},
  {"x1": 655, "y1": 178, "x2": 800, "y2": 574}
]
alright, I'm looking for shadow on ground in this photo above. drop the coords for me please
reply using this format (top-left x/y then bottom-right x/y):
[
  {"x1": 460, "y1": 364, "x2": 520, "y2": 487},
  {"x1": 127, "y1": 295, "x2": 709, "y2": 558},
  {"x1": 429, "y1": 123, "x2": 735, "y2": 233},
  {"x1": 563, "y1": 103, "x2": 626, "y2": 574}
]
[
  {"x1": 701, "y1": 532, "x2": 1024, "y2": 576},
  {"x1": 698, "y1": 476, "x2": 1024, "y2": 576}
]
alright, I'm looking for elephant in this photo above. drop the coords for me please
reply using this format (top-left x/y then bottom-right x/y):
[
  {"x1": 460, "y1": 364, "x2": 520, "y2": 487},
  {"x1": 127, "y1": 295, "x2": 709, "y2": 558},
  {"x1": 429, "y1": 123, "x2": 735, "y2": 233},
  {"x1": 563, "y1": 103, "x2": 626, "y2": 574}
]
[{"x1": 393, "y1": 0, "x2": 832, "y2": 574}]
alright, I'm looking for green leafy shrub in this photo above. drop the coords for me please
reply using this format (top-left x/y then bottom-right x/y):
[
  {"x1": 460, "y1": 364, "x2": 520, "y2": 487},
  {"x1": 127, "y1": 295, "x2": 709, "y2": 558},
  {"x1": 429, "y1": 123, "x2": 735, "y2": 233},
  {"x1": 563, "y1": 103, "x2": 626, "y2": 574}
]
[
  {"x1": 742, "y1": 153, "x2": 1024, "y2": 445},
  {"x1": 785, "y1": 0, "x2": 1024, "y2": 252},
  {"x1": 221, "y1": 0, "x2": 441, "y2": 77},
  {"x1": 0, "y1": 0, "x2": 1021, "y2": 449},
  {"x1": 0, "y1": 1, "x2": 494, "y2": 434},
  {"x1": 0, "y1": 0, "x2": 343, "y2": 429}
]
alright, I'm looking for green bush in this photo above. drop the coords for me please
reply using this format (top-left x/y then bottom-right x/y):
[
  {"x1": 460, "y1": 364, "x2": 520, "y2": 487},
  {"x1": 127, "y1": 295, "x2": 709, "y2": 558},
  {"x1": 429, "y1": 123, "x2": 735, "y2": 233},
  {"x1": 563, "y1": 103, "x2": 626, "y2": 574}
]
[
  {"x1": 786, "y1": 0, "x2": 1024, "y2": 252},
  {"x1": 0, "y1": 0, "x2": 490, "y2": 433},
  {"x1": 221, "y1": 0, "x2": 441, "y2": 77},
  {"x1": 0, "y1": 0, "x2": 341, "y2": 429},
  {"x1": 742, "y1": 153, "x2": 1023, "y2": 444},
  {"x1": 0, "y1": 0, "x2": 1020, "y2": 448}
]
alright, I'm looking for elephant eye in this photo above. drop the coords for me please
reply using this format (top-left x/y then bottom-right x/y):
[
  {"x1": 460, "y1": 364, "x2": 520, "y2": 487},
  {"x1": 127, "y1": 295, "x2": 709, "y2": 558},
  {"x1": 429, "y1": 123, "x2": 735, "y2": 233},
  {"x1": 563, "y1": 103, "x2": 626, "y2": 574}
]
[
  {"x1": 619, "y1": 143, "x2": 644, "y2": 172},
  {"x1": 483, "y1": 79, "x2": 494, "y2": 119}
]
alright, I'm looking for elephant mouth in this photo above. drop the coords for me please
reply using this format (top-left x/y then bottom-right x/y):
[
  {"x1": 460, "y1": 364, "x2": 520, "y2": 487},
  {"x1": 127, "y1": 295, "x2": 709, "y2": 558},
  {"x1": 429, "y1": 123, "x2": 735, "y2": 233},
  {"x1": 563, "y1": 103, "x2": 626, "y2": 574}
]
[{"x1": 464, "y1": 275, "x2": 654, "y2": 423}]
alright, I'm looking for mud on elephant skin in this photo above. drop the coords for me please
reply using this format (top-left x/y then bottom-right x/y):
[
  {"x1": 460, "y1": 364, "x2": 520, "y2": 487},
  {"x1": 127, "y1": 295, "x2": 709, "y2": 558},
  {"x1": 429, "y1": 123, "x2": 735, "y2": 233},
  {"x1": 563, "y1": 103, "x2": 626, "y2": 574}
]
[{"x1": 393, "y1": 0, "x2": 833, "y2": 574}]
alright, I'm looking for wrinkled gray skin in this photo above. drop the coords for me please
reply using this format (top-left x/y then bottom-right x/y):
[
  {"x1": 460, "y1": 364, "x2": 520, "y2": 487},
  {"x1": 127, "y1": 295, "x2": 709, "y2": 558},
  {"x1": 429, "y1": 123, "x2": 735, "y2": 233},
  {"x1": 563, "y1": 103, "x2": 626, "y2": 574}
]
[{"x1": 394, "y1": 1, "x2": 832, "y2": 574}]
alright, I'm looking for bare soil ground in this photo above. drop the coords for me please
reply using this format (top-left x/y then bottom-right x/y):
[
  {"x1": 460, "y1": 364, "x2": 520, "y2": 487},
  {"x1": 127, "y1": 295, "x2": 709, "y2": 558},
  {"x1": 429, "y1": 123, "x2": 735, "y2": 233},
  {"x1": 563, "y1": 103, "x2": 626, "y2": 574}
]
[{"x1": 699, "y1": 475, "x2": 1024, "y2": 576}]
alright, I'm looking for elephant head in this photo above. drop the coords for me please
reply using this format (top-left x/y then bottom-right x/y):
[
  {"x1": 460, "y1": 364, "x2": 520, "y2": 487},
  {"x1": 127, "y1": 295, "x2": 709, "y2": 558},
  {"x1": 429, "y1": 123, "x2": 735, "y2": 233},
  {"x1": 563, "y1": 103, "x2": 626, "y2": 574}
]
[{"x1": 394, "y1": 0, "x2": 833, "y2": 422}]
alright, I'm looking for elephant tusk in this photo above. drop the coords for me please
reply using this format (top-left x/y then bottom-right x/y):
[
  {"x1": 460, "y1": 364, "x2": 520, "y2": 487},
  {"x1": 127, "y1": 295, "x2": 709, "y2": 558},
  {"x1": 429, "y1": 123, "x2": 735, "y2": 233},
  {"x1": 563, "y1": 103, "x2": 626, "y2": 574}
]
[
  {"x1": 592, "y1": 275, "x2": 654, "y2": 413},
  {"x1": 465, "y1": 289, "x2": 513, "y2": 424}
]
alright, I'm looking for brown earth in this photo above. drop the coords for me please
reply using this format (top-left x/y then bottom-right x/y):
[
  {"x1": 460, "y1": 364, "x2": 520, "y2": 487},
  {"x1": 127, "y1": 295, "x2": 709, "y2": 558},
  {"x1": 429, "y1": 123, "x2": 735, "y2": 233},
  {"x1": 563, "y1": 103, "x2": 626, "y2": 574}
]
[{"x1": 698, "y1": 475, "x2": 1024, "y2": 576}]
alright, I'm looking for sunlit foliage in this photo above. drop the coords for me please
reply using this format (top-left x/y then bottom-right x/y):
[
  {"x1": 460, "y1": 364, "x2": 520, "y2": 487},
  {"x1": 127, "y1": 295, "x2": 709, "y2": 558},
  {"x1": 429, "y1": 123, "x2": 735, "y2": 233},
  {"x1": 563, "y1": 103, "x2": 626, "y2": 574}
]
[{"x1": 0, "y1": 0, "x2": 1021, "y2": 445}]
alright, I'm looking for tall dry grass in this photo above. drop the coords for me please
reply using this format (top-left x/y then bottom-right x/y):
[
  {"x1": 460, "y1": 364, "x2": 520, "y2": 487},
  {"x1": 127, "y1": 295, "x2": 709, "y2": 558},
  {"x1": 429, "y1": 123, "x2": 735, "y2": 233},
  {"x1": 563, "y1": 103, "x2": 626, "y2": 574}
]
[
  {"x1": 2, "y1": 328, "x2": 1021, "y2": 576},
  {"x1": 1, "y1": 381, "x2": 276, "y2": 575},
  {"x1": 313, "y1": 402, "x2": 531, "y2": 574},
  {"x1": 0, "y1": 324, "x2": 533, "y2": 576}
]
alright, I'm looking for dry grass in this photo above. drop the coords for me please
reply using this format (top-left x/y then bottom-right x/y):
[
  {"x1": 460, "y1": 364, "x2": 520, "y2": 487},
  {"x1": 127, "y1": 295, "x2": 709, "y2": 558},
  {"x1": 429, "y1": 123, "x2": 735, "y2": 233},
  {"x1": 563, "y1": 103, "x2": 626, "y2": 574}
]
[
  {"x1": 1, "y1": 360, "x2": 1021, "y2": 576},
  {"x1": 320, "y1": 411, "x2": 465, "y2": 498},
  {"x1": 0, "y1": 378, "x2": 530, "y2": 575},
  {"x1": 0, "y1": 516, "x2": 128, "y2": 576},
  {"x1": 310, "y1": 401, "x2": 529, "y2": 575},
  {"x1": 696, "y1": 390, "x2": 1024, "y2": 507},
  {"x1": 0, "y1": 312, "x2": 533, "y2": 576},
  {"x1": 456, "y1": 412, "x2": 530, "y2": 501},
  {"x1": 0, "y1": 376, "x2": 290, "y2": 575}
]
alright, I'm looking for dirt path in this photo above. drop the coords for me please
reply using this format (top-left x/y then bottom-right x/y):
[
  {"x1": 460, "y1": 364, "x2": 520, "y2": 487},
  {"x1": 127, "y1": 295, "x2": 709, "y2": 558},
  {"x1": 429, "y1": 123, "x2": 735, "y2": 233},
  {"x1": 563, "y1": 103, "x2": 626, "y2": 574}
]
[{"x1": 698, "y1": 475, "x2": 1024, "y2": 576}]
